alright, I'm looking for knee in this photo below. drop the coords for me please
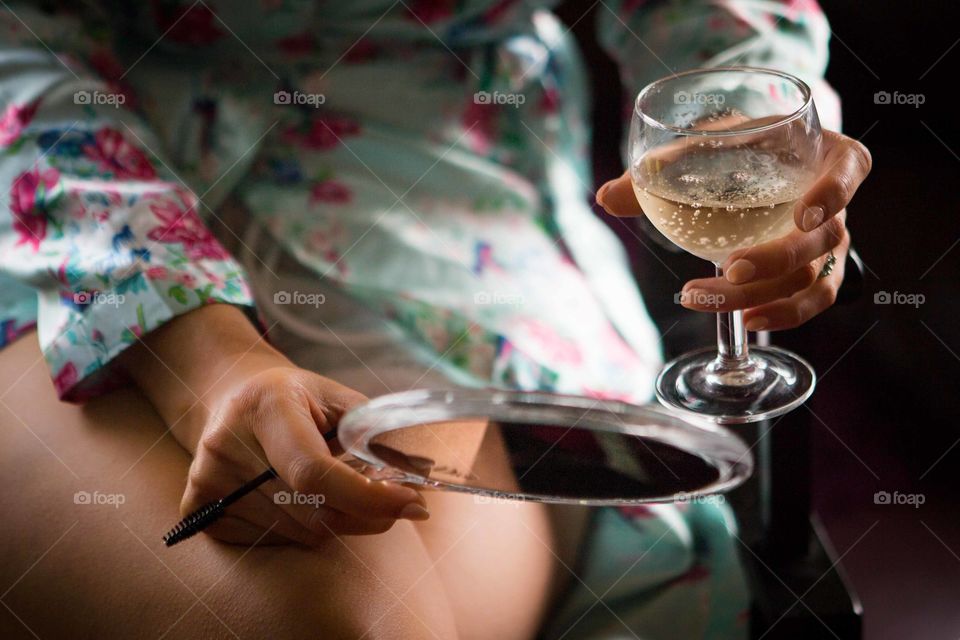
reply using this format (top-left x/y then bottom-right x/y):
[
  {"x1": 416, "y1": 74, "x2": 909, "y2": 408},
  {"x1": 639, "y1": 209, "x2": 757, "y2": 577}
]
[{"x1": 211, "y1": 540, "x2": 459, "y2": 640}]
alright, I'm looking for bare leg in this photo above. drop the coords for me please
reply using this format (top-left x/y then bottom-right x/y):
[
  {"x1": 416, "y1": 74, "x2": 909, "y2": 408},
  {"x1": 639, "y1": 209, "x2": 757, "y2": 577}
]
[{"x1": 0, "y1": 333, "x2": 554, "y2": 639}]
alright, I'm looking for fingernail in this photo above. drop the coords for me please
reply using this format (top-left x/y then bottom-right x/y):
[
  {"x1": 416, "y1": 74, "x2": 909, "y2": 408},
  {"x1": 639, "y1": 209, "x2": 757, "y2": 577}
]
[
  {"x1": 725, "y1": 259, "x2": 756, "y2": 284},
  {"x1": 745, "y1": 317, "x2": 768, "y2": 331},
  {"x1": 409, "y1": 490, "x2": 427, "y2": 508},
  {"x1": 398, "y1": 502, "x2": 430, "y2": 521},
  {"x1": 385, "y1": 483, "x2": 425, "y2": 506},
  {"x1": 800, "y1": 205, "x2": 824, "y2": 232},
  {"x1": 596, "y1": 183, "x2": 612, "y2": 212},
  {"x1": 597, "y1": 182, "x2": 610, "y2": 202}
]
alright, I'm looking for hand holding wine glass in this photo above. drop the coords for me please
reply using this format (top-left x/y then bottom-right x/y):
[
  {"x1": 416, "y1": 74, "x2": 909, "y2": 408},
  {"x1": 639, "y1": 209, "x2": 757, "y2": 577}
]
[
  {"x1": 597, "y1": 67, "x2": 872, "y2": 423},
  {"x1": 599, "y1": 129, "x2": 869, "y2": 331}
]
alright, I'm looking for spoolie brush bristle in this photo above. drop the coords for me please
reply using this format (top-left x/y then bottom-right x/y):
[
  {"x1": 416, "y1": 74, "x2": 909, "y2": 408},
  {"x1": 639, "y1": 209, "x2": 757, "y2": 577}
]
[{"x1": 163, "y1": 501, "x2": 225, "y2": 547}]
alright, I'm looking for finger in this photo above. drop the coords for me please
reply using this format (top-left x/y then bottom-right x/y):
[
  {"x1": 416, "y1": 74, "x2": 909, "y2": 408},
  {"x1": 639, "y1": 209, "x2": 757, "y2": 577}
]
[
  {"x1": 305, "y1": 376, "x2": 369, "y2": 431},
  {"x1": 215, "y1": 488, "x2": 323, "y2": 546},
  {"x1": 595, "y1": 139, "x2": 715, "y2": 215},
  {"x1": 597, "y1": 171, "x2": 643, "y2": 217},
  {"x1": 183, "y1": 458, "x2": 400, "y2": 545},
  {"x1": 721, "y1": 210, "x2": 847, "y2": 284},
  {"x1": 256, "y1": 484, "x2": 398, "y2": 539},
  {"x1": 254, "y1": 406, "x2": 429, "y2": 524},
  {"x1": 181, "y1": 457, "x2": 318, "y2": 545},
  {"x1": 202, "y1": 500, "x2": 394, "y2": 544},
  {"x1": 742, "y1": 252, "x2": 847, "y2": 332},
  {"x1": 680, "y1": 265, "x2": 818, "y2": 312},
  {"x1": 298, "y1": 507, "x2": 397, "y2": 537},
  {"x1": 302, "y1": 378, "x2": 368, "y2": 456},
  {"x1": 795, "y1": 131, "x2": 872, "y2": 231}
]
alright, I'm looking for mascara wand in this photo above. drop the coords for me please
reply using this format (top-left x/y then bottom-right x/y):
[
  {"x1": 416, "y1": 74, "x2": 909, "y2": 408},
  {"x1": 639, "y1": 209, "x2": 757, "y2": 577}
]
[{"x1": 163, "y1": 428, "x2": 337, "y2": 547}]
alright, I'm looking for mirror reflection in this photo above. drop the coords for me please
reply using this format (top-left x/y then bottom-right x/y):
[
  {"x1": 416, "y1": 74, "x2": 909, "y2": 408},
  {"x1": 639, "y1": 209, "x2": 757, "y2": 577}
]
[{"x1": 368, "y1": 419, "x2": 722, "y2": 501}]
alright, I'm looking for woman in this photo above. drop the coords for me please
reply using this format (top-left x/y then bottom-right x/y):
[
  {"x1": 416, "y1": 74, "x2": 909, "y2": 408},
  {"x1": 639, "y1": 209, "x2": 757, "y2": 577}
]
[{"x1": 0, "y1": 1, "x2": 869, "y2": 638}]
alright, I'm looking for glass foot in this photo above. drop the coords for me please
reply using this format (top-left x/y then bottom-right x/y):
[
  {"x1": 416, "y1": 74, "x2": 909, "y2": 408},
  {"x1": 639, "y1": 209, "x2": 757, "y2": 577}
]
[{"x1": 655, "y1": 346, "x2": 816, "y2": 424}]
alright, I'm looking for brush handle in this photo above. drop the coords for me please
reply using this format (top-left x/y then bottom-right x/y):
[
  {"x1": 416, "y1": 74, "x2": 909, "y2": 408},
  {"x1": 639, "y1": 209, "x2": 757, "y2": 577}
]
[
  {"x1": 219, "y1": 467, "x2": 278, "y2": 509},
  {"x1": 163, "y1": 428, "x2": 338, "y2": 547}
]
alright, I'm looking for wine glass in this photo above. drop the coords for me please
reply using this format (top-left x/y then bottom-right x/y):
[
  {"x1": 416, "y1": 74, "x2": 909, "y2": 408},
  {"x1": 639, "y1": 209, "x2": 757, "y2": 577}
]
[{"x1": 629, "y1": 67, "x2": 822, "y2": 424}]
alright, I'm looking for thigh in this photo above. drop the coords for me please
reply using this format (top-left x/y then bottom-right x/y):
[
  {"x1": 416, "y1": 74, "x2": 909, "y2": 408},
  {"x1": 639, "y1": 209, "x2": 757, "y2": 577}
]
[
  {"x1": 0, "y1": 333, "x2": 459, "y2": 640},
  {"x1": 412, "y1": 426, "x2": 558, "y2": 640}
]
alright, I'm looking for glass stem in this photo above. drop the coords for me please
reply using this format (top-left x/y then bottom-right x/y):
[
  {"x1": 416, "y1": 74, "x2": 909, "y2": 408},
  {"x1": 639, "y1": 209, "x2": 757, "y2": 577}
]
[{"x1": 714, "y1": 264, "x2": 751, "y2": 372}]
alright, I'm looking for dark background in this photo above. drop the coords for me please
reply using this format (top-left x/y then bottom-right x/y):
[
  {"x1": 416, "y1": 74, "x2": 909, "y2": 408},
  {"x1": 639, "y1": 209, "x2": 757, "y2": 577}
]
[{"x1": 558, "y1": 1, "x2": 960, "y2": 638}]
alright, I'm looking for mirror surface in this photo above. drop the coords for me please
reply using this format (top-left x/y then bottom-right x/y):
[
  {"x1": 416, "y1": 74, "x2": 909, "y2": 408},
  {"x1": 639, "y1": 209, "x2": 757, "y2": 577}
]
[{"x1": 368, "y1": 418, "x2": 723, "y2": 501}]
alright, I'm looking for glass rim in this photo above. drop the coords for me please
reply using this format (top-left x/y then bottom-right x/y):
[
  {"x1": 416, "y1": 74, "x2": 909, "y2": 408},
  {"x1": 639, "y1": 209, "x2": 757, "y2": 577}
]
[
  {"x1": 338, "y1": 388, "x2": 754, "y2": 506},
  {"x1": 634, "y1": 66, "x2": 813, "y2": 137}
]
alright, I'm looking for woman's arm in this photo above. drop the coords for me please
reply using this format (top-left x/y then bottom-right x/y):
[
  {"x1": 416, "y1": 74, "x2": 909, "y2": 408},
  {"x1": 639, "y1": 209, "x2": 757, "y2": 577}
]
[
  {"x1": 0, "y1": 5, "x2": 254, "y2": 401},
  {"x1": 120, "y1": 303, "x2": 284, "y2": 453},
  {"x1": 596, "y1": 0, "x2": 842, "y2": 130}
]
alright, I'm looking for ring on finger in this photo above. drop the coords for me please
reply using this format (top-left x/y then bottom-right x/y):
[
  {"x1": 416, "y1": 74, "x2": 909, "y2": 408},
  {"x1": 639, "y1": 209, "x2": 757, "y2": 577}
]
[{"x1": 817, "y1": 251, "x2": 837, "y2": 279}]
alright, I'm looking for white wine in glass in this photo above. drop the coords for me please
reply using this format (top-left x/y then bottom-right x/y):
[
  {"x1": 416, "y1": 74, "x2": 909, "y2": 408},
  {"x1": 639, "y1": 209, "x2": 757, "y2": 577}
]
[
  {"x1": 633, "y1": 146, "x2": 815, "y2": 263},
  {"x1": 629, "y1": 67, "x2": 822, "y2": 423}
]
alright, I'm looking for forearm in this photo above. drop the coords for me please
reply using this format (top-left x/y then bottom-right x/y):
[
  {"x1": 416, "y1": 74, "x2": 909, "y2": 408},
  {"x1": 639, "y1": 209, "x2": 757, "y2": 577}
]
[{"x1": 119, "y1": 304, "x2": 286, "y2": 452}]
